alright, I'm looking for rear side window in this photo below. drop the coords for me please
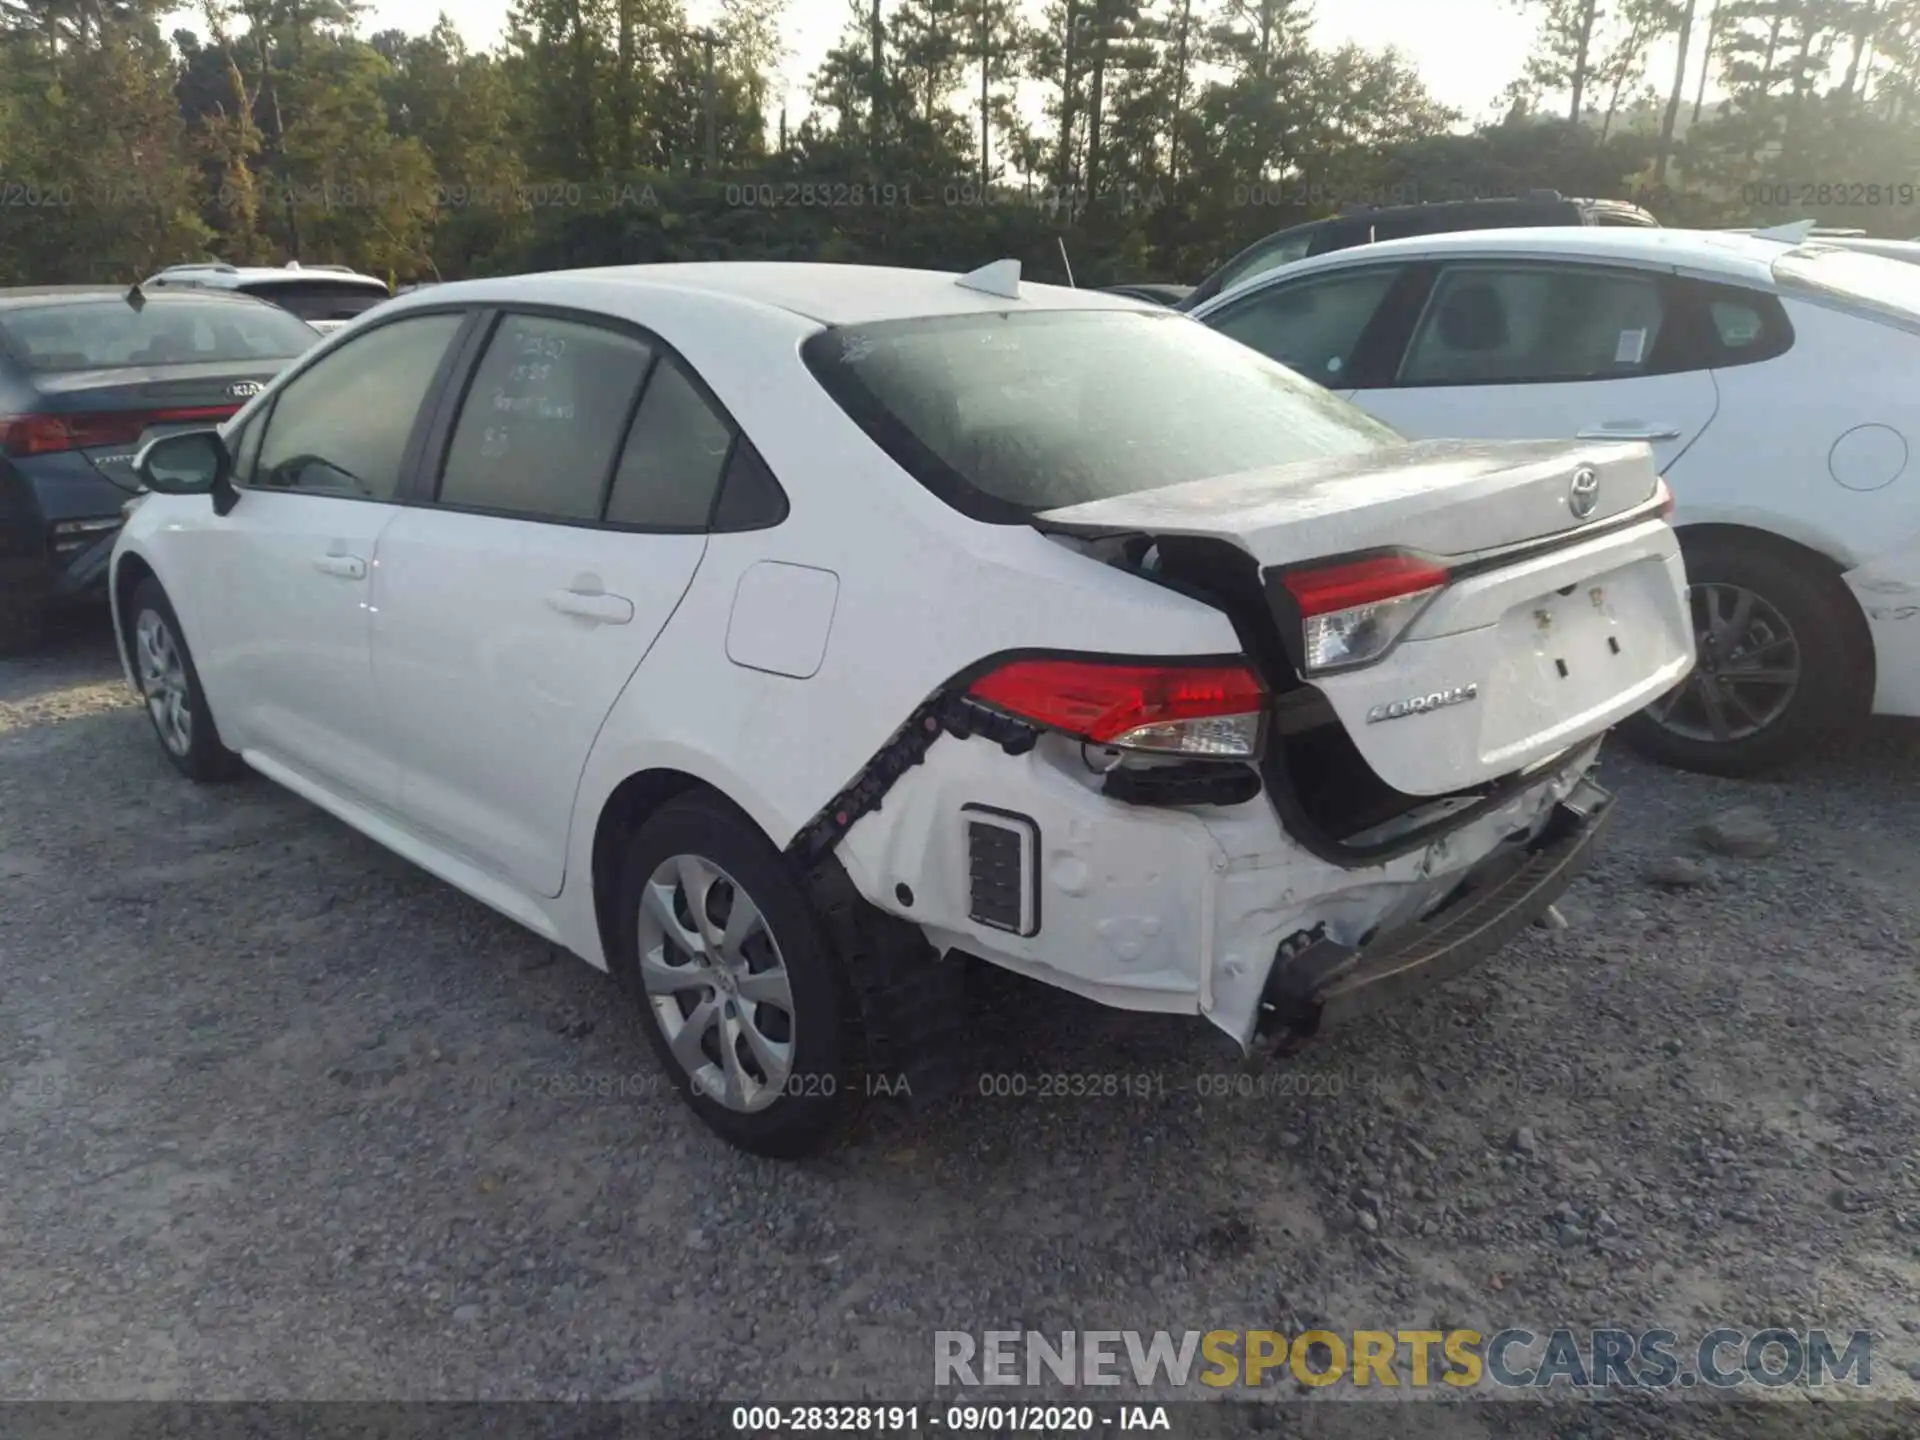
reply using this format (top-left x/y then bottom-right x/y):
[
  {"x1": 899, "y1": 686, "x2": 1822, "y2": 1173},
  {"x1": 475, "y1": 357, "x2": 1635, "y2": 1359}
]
[
  {"x1": 603, "y1": 359, "x2": 735, "y2": 529},
  {"x1": 1209, "y1": 268, "x2": 1401, "y2": 384},
  {"x1": 1665, "y1": 279, "x2": 1794, "y2": 370},
  {"x1": 0, "y1": 297, "x2": 320, "y2": 372},
  {"x1": 1398, "y1": 263, "x2": 1666, "y2": 385},
  {"x1": 1217, "y1": 231, "x2": 1315, "y2": 293},
  {"x1": 437, "y1": 314, "x2": 654, "y2": 521},
  {"x1": 804, "y1": 308, "x2": 1400, "y2": 522},
  {"x1": 244, "y1": 280, "x2": 391, "y2": 323}
]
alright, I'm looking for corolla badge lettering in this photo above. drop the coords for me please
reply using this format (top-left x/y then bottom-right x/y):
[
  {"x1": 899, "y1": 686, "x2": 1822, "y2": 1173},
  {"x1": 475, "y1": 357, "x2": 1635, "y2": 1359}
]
[{"x1": 1366, "y1": 684, "x2": 1480, "y2": 724}]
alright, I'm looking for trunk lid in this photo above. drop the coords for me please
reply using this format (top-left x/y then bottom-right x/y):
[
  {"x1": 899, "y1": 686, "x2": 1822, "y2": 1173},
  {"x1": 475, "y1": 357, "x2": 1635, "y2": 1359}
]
[
  {"x1": 1037, "y1": 437, "x2": 1693, "y2": 798},
  {"x1": 31, "y1": 360, "x2": 282, "y2": 491},
  {"x1": 1033, "y1": 437, "x2": 1657, "y2": 565}
]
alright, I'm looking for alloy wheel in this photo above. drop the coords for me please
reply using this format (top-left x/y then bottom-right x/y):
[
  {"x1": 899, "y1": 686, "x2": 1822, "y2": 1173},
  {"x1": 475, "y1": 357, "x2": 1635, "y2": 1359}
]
[
  {"x1": 135, "y1": 609, "x2": 193, "y2": 757},
  {"x1": 1644, "y1": 582, "x2": 1802, "y2": 744},
  {"x1": 635, "y1": 853, "x2": 796, "y2": 1113}
]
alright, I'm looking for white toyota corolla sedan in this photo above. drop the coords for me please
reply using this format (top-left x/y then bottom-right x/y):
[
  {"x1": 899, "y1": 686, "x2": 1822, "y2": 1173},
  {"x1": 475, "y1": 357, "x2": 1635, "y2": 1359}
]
[
  {"x1": 1190, "y1": 227, "x2": 1920, "y2": 777},
  {"x1": 111, "y1": 259, "x2": 1691, "y2": 1156}
]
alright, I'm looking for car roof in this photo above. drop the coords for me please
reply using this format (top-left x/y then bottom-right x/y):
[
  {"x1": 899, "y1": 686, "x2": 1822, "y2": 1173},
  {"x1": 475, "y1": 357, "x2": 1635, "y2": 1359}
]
[
  {"x1": 405, "y1": 261, "x2": 1156, "y2": 326},
  {"x1": 0, "y1": 285, "x2": 286, "y2": 311},
  {"x1": 1194, "y1": 226, "x2": 1792, "y2": 309},
  {"x1": 146, "y1": 263, "x2": 389, "y2": 289}
]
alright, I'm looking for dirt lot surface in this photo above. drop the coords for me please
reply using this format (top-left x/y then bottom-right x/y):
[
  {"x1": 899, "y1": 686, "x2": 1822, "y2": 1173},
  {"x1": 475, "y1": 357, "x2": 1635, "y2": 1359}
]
[{"x1": 4, "y1": 613, "x2": 1919, "y2": 1435}]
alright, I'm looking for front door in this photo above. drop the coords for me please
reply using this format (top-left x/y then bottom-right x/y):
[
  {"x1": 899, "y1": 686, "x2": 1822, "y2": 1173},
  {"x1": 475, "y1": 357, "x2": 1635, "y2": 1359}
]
[{"x1": 172, "y1": 310, "x2": 469, "y2": 808}]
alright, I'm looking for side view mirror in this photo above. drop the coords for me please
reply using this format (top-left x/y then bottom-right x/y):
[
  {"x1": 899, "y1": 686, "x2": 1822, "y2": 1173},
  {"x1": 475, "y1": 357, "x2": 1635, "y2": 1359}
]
[{"x1": 134, "y1": 429, "x2": 237, "y2": 513}]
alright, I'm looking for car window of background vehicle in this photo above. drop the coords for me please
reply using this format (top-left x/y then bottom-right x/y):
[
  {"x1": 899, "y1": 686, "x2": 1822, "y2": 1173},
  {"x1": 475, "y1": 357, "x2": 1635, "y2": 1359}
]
[
  {"x1": 253, "y1": 312, "x2": 465, "y2": 500},
  {"x1": 1210, "y1": 269, "x2": 1402, "y2": 384},
  {"x1": 1398, "y1": 264, "x2": 1666, "y2": 386},
  {"x1": 603, "y1": 359, "x2": 736, "y2": 529},
  {"x1": 0, "y1": 298, "x2": 319, "y2": 372},
  {"x1": 437, "y1": 313, "x2": 654, "y2": 522}
]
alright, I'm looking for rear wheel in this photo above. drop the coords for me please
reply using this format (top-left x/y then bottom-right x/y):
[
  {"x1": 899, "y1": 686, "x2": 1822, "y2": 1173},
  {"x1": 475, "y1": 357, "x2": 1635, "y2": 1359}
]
[
  {"x1": 615, "y1": 795, "x2": 863, "y2": 1158},
  {"x1": 1617, "y1": 533, "x2": 1868, "y2": 777}
]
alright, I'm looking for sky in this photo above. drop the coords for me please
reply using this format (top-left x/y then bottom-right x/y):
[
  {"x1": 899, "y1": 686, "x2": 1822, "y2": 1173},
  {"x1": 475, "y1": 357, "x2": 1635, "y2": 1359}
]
[{"x1": 302, "y1": 0, "x2": 1543, "y2": 125}]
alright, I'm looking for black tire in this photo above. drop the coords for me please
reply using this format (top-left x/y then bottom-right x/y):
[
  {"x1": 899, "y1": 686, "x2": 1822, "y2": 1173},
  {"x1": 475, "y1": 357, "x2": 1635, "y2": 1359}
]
[
  {"x1": 1616, "y1": 532, "x2": 1869, "y2": 778},
  {"x1": 127, "y1": 577, "x2": 245, "y2": 782},
  {"x1": 0, "y1": 572, "x2": 45, "y2": 656},
  {"x1": 614, "y1": 794, "x2": 863, "y2": 1158}
]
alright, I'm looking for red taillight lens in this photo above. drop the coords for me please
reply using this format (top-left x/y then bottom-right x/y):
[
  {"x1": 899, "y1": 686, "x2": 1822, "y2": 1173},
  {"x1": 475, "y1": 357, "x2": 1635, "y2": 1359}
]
[
  {"x1": 967, "y1": 658, "x2": 1268, "y2": 758},
  {"x1": 1282, "y1": 554, "x2": 1451, "y2": 618},
  {"x1": 1281, "y1": 553, "x2": 1450, "y2": 673},
  {"x1": 0, "y1": 406, "x2": 238, "y2": 458},
  {"x1": 1654, "y1": 476, "x2": 1675, "y2": 519}
]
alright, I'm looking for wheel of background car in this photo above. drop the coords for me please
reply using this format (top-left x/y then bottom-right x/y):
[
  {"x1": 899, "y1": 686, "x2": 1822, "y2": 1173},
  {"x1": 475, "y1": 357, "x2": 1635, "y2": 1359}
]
[
  {"x1": 0, "y1": 571, "x2": 46, "y2": 657},
  {"x1": 614, "y1": 793, "x2": 862, "y2": 1158},
  {"x1": 1615, "y1": 533, "x2": 1870, "y2": 777},
  {"x1": 128, "y1": 577, "x2": 245, "y2": 783}
]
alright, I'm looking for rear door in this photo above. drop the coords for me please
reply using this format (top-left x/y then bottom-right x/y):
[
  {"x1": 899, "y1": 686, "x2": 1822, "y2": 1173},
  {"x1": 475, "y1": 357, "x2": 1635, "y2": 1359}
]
[
  {"x1": 1352, "y1": 259, "x2": 1719, "y2": 474},
  {"x1": 369, "y1": 309, "x2": 734, "y2": 898}
]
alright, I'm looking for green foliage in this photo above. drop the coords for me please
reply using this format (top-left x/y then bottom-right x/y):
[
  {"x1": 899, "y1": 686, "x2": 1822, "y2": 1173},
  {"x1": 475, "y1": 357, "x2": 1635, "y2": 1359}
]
[{"x1": 6, "y1": 0, "x2": 1920, "y2": 291}]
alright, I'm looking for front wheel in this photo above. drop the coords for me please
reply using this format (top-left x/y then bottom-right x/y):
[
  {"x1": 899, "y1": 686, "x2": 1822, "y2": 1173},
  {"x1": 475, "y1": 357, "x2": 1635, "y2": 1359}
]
[
  {"x1": 1616, "y1": 534, "x2": 1869, "y2": 777},
  {"x1": 128, "y1": 578, "x2": 244, "y2": 782},
  {"x1": 614, "y1": 794, "x2": 864, "y2": 1158}
]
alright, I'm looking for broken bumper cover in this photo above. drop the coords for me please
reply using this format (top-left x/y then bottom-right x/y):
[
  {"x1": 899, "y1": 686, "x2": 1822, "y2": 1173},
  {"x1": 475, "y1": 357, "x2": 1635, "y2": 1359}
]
[{"x1": 1257, "y1": 776, "x2": 1614, "y2": 1040}]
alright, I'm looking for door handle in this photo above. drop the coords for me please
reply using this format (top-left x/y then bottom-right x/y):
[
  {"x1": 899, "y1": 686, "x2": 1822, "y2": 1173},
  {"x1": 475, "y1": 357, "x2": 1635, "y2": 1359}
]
[
  {"x1": 545, "y1": 588, "x2": 635, "y2": 625},
  {"x1": 1577, "y1": 424, "x2": 1684, "y2": 442},
  {"x1": 313, "y1": 554, "x2": 367, "y2": 579}
]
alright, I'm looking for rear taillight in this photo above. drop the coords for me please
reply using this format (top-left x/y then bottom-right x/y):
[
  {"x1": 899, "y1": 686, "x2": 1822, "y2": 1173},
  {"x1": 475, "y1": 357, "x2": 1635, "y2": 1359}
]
[
  {"x1": 1281, "y1": 553, "x2": 1450, "y2": 674},
  {"x1": 0, "y1": 406, "x2": 237, "y2": 458},
  {"x1": 1654, "y1": 476, "x2": 1675, "y2": 520},
  {"x1": 967, "y1": 658, "x2": 1268, "y2": 759}
]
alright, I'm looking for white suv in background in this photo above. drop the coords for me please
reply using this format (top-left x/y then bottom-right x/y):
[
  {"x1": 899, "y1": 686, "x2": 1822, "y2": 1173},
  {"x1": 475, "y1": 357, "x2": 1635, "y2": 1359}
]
[
  {"x1": 141, "y1": 261, "x2": 393, "y2": 335},
  {"x1": 1192, "y1": 227, "x2": 1920, "y2": 776},
  {"x1": 111, "y1": 261, "x2": 1691, "y2": 1156}
]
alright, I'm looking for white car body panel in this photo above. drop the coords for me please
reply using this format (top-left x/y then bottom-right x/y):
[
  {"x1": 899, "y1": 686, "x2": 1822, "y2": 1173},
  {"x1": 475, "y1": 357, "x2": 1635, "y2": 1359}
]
[
  {"x1": 112, "y1": 261, "x2": 1685, "y2": 1055},
  {"x1": 1193, "y1": 227, "x2": 1920, "y2": 717}
]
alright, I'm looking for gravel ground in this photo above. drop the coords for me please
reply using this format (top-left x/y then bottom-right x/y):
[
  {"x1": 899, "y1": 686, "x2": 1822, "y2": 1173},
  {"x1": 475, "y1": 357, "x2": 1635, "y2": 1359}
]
[{"x1": 4, "y1": 610, "x2": 1919, "y2": 1433}]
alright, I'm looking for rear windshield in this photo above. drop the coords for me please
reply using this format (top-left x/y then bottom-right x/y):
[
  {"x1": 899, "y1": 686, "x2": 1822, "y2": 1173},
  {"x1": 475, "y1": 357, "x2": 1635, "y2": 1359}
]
[
  {"x1": 241, "y1": 279, "x2": 390, "y2": 323},
  {"x1": 0, "y1": 297, "x2": 320, "y2": 372},
  {"x1": 802, "y1": 308, "x2": 1401, "y2": 521},
  {"x1": 1773, "y1": 246, "x2": 1920, "y2": 327}
]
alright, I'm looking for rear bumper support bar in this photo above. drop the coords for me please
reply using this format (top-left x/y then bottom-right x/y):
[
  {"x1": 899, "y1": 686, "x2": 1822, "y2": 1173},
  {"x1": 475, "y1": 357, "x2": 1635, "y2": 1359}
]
[{"x1": 1257, "y1": 777, "x2": 1615, "y2": 1038}]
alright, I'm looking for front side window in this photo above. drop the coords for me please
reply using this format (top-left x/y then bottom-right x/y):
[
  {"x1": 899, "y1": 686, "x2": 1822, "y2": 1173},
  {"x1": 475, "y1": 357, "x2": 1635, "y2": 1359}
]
[
  {"x1": 804, "y1": 308, "x2": 1401, "y2": 521},
  {"x1": 0, "y1": 296, "x2": 320, "y2": 373},
  {"x1": 1208, "y1": 268, "x2": 1402, "y2": 385},
  {"x1": 437, "y1": 314, "x2": 655, "y2": 522},
  {"x1": 252, "y1": 311, "x2": 465, "y2": 500},
  {"x1": 1398, "y1": 263, "x2": 1666, "y2": 386},
  {"x1": 1217, "y1": 232, "x2": 1315, "y2": 294}
]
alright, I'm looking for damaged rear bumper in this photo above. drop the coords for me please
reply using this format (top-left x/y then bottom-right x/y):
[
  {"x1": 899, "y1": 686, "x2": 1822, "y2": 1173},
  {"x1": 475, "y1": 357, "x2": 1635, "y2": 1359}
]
[{"x1": 1255, "y1": 776, "x2": 1614, "y2": 1041}]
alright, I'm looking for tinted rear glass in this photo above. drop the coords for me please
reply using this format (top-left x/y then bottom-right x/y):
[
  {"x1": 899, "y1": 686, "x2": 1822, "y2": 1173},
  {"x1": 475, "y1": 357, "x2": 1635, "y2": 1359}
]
[
  {"x1": 242, "y1": 280, "x2": 391, "y2": 322},
  {"x1": 803, "y1": 308, "x2": 1400, "y2": 521},
  {"x1": 0, "y1": 297, "x2": 320, "y2": 372}
]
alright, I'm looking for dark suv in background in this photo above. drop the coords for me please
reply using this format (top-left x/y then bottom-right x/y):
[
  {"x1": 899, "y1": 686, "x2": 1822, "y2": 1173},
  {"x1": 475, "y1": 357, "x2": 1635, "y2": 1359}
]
[
  {"x1": 0, "y1": 286, "x2": 318, "y2": 651},
  {"x1": 1107, "y1": 190, "x2": 1661, "y2": 311}
]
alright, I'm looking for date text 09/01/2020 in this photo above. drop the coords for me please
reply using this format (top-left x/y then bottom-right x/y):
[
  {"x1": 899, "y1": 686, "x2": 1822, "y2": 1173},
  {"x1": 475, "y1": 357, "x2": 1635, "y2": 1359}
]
[{"x1": 728, "y1": 1404, "x2": 1173, "y2": 1433}]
